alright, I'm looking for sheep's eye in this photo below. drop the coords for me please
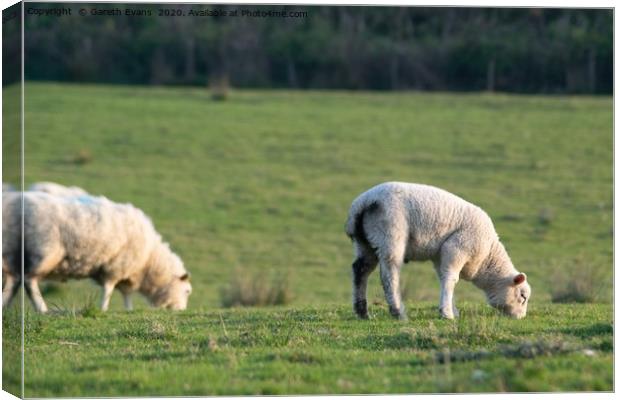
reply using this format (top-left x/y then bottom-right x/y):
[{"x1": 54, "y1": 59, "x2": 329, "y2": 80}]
[{"x1": 520, "y1": 294, "x2": 527, "y2": 304}]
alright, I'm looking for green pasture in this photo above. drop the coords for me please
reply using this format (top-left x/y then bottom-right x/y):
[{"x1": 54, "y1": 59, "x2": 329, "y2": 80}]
[{"x1": 2, "y1": 303, "x2": 613, "y2": 396}]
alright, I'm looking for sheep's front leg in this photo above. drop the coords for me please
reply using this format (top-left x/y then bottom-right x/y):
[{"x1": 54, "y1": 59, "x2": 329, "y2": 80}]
[
  {"x1": 438, "y1": 273, "x2": 459, "y2": 319},
  {"x1": 100, "y1": 281, "x2": 116, "y2": 311},
  {"x1": 436, "y1": 244, "x2": 467, "y2": 320},
  {"x1": 379, "y1": 258, "x2": 406, "y2": 320},
  {"x1": 25, "y1": 277, "x2": 48, "y2": 313},
  {"x1": 351, "y1": 248, "x2": 377, "y2": 319}
]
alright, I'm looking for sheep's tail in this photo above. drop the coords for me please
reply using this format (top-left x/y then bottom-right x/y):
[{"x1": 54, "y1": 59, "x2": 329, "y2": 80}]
[{"x1": 345, "y1": 194, "x2": 380, "y2": 248}]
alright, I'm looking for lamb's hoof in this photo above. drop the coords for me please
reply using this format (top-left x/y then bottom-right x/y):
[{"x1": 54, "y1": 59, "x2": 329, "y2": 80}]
[
  {"x1": 439, "y1": 306, "x2": 455, "y2": 320},
  {"x1": 354, "y1": 300, "x2": 369, "y2": 319},
  {"x1": 390, "y1": 307, "x2": 407, "y2": 321}
]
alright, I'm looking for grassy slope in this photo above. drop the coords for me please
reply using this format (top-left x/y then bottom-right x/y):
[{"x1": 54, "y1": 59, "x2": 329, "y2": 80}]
[{"x1": 1, "y1": 83, "x2": 613, "y2": 395}]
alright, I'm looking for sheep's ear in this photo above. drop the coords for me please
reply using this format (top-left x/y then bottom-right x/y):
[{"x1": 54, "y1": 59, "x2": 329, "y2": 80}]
[
  {"x1": 513, "y1": 273, "x2": 527, "y2": 286},
  {"x1": 180, "y1": 273, "x2": 190, "y2": 281}
]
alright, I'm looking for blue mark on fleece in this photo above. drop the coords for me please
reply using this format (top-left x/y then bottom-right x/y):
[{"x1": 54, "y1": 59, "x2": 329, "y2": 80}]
[{"x1": 72, "y1": 195, "x2": 99, "y2": 205}]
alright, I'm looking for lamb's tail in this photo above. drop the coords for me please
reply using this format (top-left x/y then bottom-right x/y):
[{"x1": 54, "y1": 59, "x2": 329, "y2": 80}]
[{"x1": 345, "y1": 194, "x2": 380, "y2": 249}]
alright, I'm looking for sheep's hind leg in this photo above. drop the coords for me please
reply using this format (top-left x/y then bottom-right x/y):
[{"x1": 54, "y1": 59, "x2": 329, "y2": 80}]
[
  {"x1": 351, "y1": 243, "x2": 378, "y2": 319},
  {"x1": 24, "y1": 277, "x2": 48, "y2": 313},
  {"x1": 378, "y1": 246, "x2": 407, "y2": 320},
  {"x1": 123, "y1": 292, "x2": 133, "y2": 311},
  {"x1": 24, "y1": 249, "x2": 64, "y2": 313},
  {"x1": 2, "y1": 273, "x2": 20, "y2": 308}
]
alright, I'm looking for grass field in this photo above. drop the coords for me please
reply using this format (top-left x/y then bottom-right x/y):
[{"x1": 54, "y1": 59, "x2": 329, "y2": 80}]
[
  {"x1": 2, "y1": 82, "x2": 613, "y2": 396},
  {"x1": 2, "y1": 303, "x2": 613, "y2": 396}
]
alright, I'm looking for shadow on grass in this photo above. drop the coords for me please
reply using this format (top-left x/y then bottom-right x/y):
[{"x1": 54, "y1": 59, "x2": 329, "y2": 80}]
[
  {"x1": 561, "y1": 323, "x2": 613, "y2": 339},
  {"x1": 356, "y1": 332, "x2": 419, "y2": 351}
]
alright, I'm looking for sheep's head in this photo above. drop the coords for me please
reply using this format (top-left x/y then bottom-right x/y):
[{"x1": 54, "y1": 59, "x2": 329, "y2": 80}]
[
  {"x1": 147, "y1": 248, "x2": 192, "y2": 310},
  {"x1": 162, "y1": 272, "x2": 192, "y2": 310},
  {"x1": 486, "y1": 273, "x2": 531, "y2": 319}
]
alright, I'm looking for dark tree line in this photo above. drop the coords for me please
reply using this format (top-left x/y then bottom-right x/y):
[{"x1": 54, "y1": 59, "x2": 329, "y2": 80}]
[{"x1": 13, "y1": 5, "x2": 614, "y2": 93}]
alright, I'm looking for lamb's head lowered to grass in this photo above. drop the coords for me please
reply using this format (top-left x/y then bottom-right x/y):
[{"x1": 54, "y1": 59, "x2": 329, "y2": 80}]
[
  {"x1": 484, "y1": 273, "x2": 531, "y2": 319},
  {"x1": 345, "y1": 182, "x2": 532, "y2": 320}
]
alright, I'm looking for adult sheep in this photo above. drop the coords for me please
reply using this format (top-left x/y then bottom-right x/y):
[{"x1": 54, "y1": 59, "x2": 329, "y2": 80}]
[
  {"x1": 2, "y1": 192, "x2": 192, "y2": 313},
  {"x1": 345, "y1": 182, "x2": 531, "y2": 320},
  {"x1": 28, "y1": 181, "x2": 88, "y2": 197}
]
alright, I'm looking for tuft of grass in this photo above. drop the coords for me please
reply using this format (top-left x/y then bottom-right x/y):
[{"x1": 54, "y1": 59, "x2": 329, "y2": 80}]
[
  {"x1": 209, "y1": 74, "x2": 230, "y2": 101},
  {"x1": 220, "y1": 269, "x2": 293, "y2": 308},
  {"x1": 498, "y1": 213, "x2": 525, "y2": 222},
  {"x1": 72, "y1": 148, "x2": 93, "y2": 165},
  {"x1": 41, "y1": 282, "x2": 64, "y2": 296},
  {"x1": 538, "y1": 207, "x2": 555, "y2": 226},
  {"x1": 46, "y1": 293, "x2": 102, "y2": 318},
  {"x1": 79, "y1": 302, "x2": 102, "y2": 318},
  {"x1": 550, "y1": 257, "x2": 608, "y2": 303}
]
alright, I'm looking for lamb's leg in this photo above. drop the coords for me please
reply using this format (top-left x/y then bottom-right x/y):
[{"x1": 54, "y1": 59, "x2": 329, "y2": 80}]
[
  {"x1": 436, "y1": 241, "x2": 467, "y2": 320},
  {"x1": 123, "y1": 292, "x2": 133, "y2": 311},
  {"x1": 451, "y1": 298, "x2": 460, "y2": 318},
  {"x1": 438, "y1": 273, "x2": 459, "y2": 319},
  {"x1": 24, "y1": 277, "x2": 48, "y2": 313},
  {"x1": 100, "y1": 281, "x2": 115, "y2": 311},
  {"x1": 2, "y1": 274, "x2": 20, "y2": 308},
  {"x1": 351, "y1": 243, "x2": 378, "y2": 319},
  {"x1": 434, "y1": 260, "x2": 461, "y2": 318},
  {"x1": 378, "y1": 251, "x2": 407, "y2": 320},
  {"x1": 362, "y1": 207, "x2": 408, "y2": 320}
]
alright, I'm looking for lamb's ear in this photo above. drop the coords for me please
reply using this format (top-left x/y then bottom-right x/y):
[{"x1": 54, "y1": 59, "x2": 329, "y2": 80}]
[
  {"x1": 180, "y1": 273, "x2": 190, "y2": 281},
  {"x1": 513, "y1": 273, "x2": 527, "y2": 286}
]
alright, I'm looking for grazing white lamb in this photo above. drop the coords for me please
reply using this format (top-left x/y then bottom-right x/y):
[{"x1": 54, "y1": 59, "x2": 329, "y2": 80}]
[
  {"x1": 28, "y1": 181, "x2": 88, "y2": 197},
  {"x1": 2, "y1": 192, "x2": 192, "y2": 313},
  {"x1": 345, "y1": 182, "x2": 531, "y2": 320}
]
